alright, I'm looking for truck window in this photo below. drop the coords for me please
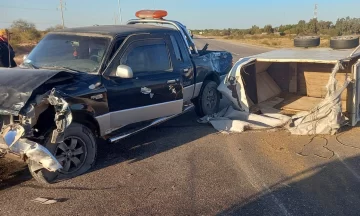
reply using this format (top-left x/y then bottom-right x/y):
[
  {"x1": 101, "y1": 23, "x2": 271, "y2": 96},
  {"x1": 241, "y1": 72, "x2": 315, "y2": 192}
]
[
  {"x1": 170, "y1": 35, "x2": 182, "y2": 62},
  {"x1": 109, "y1": 39, "x2": 124, "y2": 60},
  {"x1": 120, "y1": 41, "x2": 172, "y2": 74},
  {"x1": 172, "y1": 33, "x2": 191, "y2": 62}
]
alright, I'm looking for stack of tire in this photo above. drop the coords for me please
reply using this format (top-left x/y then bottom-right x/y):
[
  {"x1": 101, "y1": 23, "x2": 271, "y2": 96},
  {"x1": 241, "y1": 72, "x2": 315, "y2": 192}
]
[{"x1": 294, "y1": 35, "x2": 359, "y2": 49}]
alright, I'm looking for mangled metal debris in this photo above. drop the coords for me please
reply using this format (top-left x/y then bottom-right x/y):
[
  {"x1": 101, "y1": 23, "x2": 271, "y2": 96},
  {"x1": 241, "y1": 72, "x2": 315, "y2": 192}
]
[
  {"x1": 0, "y1": 88, "x2": 73, "y2": 172},
  {"x1": 47, "y1": 89, "x2": 73, "y2": 144},
  {"x1": 31, "y1": 197, "x2": 66, "y2": 205},
  {"x1": 0, "y1": 124, "x2": 62, "y2": 171}
]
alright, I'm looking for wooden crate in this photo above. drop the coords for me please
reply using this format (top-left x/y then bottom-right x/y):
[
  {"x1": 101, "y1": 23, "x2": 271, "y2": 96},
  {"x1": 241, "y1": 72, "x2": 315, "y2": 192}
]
[{"x1": 297, "y1": 63, "x2": 350, "y2": 101}]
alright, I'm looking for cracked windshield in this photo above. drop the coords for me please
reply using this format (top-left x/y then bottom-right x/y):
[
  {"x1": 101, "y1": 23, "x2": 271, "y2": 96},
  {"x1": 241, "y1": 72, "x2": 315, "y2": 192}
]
[{"x1": 25, "y1": 34, "x2": 110, "y2": 72}]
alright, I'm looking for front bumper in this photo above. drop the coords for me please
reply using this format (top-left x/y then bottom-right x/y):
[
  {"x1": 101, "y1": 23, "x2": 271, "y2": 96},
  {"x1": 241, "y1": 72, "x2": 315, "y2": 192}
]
[{"x1": 0, "y1": 125, "x2": 62, "y2": 172}]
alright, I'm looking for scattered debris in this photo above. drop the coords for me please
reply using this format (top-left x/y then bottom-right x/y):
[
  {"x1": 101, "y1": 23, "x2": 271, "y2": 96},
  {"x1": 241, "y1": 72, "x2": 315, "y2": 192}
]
[{"x1": 31, "y1": 197, "x2": 68, "y2": 205}]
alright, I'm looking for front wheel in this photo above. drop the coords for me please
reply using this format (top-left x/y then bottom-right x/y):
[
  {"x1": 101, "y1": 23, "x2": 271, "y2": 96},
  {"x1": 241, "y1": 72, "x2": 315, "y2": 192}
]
[
  {"x1": 194, "y1": 80, "x2": 220, "y2": 117},
  {"x1": 29, "y1": 123, "x2": 97, "y2": 184}
]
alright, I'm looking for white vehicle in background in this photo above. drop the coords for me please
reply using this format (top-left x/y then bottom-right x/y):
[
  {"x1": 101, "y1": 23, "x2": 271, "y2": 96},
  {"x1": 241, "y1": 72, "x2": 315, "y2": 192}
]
[{"x1": 189, "y1": 29, "x2": 193, "y2": 38}]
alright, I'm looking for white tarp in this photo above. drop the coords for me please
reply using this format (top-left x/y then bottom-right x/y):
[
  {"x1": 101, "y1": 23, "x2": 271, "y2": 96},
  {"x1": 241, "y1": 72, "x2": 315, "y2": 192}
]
[
  {"x1": 200, "y1": 60, "x2": 350, "y2": 135},
  {"x1": 198, "y1": 106, "x2": 291, "y2": 134}
]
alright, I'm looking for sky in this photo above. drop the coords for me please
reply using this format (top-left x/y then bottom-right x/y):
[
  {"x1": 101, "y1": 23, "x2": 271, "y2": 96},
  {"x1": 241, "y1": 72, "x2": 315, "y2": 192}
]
[{"x1": 1, "y1": 0, "x2": 360, "y2": 30}]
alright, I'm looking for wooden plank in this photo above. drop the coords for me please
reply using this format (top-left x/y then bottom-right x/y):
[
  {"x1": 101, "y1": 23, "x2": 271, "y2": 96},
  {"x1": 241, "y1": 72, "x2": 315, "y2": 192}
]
[
  {"x1": 297, "y1": 62, "x2": 349, "y2": 101},
  {"x1": 256, "y1": 71, "x2": 281, "y2": 103},
  {"x1": 297, "y1": 71, "x2": 307, "y2": 95},
  {"x1": 304, "y1": 72, "x2": 348, "y2": 101},
  {"x1": 289, "y1": 62, "x2": 297, "y2": 93},
  {"x1": 267, "y1": 63, "x2": 290, "y2": 91},
  {"x1": 280, "y1": 96, "x2": 347, "y2": 112},
  {"x1": 281, "y1": 96, "x2": 322, "y2": 111}
]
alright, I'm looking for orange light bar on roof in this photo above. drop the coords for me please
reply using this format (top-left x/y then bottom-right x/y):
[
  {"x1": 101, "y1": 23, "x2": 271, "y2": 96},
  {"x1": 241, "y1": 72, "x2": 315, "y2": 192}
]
[{"x1": 135, "y1": 10, "x2": 168, "y2": 19}]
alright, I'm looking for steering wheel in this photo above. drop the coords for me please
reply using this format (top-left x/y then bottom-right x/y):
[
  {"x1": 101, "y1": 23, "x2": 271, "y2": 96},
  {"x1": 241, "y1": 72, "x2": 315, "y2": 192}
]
[{"x1": 90, "y1": 55, "x2": 101, "y2": 62}]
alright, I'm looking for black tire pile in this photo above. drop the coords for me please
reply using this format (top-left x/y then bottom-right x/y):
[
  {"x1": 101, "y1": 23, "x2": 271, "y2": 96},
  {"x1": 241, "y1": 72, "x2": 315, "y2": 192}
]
[{"x1": 293, "y1": 35, "x2": 359, "y2": 49}]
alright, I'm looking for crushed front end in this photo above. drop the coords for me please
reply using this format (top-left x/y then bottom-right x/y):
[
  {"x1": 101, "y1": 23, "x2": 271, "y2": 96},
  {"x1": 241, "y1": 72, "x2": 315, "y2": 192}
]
[{"x1": 0, "y1": 89, "x2": 73, "y2": 172}]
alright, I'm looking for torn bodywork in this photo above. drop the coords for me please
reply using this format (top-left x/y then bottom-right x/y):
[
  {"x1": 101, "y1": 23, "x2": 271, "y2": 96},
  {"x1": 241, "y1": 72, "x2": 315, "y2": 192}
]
[
  {"x1": 0, "y1": 89, "x2": 72, "y2": 172},
  {"x1": 203, "y1": 53, "x2": 357, "y2": 135}
]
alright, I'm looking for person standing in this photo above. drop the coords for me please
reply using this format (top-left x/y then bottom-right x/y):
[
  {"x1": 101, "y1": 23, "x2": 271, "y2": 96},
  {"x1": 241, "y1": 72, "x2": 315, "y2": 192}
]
[{"x1": 0, "y1": 29, "x2": 16, "y2": 68}]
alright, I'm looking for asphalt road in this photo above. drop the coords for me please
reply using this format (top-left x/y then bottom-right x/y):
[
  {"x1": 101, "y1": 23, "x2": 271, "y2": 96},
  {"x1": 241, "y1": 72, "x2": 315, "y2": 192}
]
[
  {"x1": 2, "y1": 38, "x2": 360, "y2": 216},
  {"x1": 193, "y1": 36, "x2": 271, "y2": 61}
]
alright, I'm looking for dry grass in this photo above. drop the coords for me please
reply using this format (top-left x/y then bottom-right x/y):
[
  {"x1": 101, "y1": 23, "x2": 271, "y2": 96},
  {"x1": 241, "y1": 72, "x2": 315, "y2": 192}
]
[{"x1": 202, "y1": 34, "x2": 330, "y2": 49}]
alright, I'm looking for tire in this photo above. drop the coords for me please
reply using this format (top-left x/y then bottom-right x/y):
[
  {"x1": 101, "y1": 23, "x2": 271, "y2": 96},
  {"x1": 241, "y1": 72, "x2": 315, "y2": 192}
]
[
  {"x1": 194, "y1": 80, "x2": 220, "y2": 117},
  {"x1": 330, "y1": 36, "x2": 359, "y2": 49},
  {"x1": 29, "y1": 123, "x2": 97, "y2": 184},
  {"x1": 294, "y1": 36, "x2": 320, "y2": 48}
]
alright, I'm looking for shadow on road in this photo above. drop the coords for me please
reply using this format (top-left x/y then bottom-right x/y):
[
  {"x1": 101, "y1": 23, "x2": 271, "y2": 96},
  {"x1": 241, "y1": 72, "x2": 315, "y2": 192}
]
[
  {"x1": 218, "y1": 154, "x2": 360, "y2": 216},
  {"x1": 0, "y1": 159, "x2": 31, "y2": 190},
  {"x1": 92, "y1": 110, "x2": 215, "y2": 171},
  {"x1": 0, "y1": 110, "x2": 216, "y2": 190}
]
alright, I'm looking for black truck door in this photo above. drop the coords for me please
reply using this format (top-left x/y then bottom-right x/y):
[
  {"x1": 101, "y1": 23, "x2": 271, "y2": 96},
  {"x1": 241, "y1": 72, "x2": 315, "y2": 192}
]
[
  {"x1": 102, "y1": 34, "x2": 183, "y2": 131},
  {"x1": 169, "y1": 33, "x2": 195, "y2": 103}
]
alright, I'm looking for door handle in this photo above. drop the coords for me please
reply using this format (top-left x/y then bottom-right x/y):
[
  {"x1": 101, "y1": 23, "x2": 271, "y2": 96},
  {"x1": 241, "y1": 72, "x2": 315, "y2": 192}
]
[
  {"x1": 167, "y1": 79, "x2": 176, "y2": 84},
  {"x1": 140, "y1": 87, "x2": 151, "y2": 94},
  {"x1": 183, "y1": 68, "x2": 190, "y2": 72}
]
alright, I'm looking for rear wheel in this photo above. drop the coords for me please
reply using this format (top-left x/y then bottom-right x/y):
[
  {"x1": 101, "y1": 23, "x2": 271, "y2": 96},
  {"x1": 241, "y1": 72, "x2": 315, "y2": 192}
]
[
  {"x1": 29, "y1": 123, "x2": 97, "y2": 184},
  {"x1": 194, "y1": 80, "x2": 220, "y2": 117}
]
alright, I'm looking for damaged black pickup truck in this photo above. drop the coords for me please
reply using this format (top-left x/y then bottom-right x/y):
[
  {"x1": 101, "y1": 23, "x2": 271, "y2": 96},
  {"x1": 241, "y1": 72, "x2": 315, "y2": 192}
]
[{"x1": 0, "y1": 11, "x2": 232, "y2": 184}]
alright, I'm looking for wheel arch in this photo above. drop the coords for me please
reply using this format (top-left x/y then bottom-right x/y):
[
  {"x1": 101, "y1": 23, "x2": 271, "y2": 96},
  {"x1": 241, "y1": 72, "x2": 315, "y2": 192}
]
[
  {"x1": 203, "y1": 71, "x2": 221, "y2": 85},
  {"x1": 71, "y1": 110, "x2": 100, "y2": 138}
]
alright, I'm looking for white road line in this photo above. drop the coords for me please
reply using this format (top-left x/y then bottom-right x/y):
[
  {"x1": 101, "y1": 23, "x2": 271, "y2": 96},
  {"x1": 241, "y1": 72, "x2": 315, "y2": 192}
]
[
  {"x1": 336, "y1": 153, "x2": 360, "y2": 181},
  {"x1": 227, "y1": 141, "x2": 292, "y2": 216}
]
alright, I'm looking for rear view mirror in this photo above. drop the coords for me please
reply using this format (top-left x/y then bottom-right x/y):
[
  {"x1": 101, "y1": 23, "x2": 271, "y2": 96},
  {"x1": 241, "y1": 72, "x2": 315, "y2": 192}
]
[{"x1": 116, "y1": 65, "x2": 133, "y2": 78}]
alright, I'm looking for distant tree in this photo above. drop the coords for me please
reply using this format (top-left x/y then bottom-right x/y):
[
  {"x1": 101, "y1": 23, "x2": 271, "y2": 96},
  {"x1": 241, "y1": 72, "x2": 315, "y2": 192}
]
[
  {"x1": 263, "y1": 25, "x2": 274, "y2": 34},
  {"x1": 11, "y1": 19, "x2": 36, "y2": 31},
  {"x1": 279, "y1": 24, "x2": 296, "y2": 34},
  {"x1": 318, "y1": 20, "x2": 333, "y2": 30},
  {"x1": 178, "y1": 16, "x2": 360, "y2": 38},
  {"x1": 10, "y1": 19, "x2": 41, "y2": 44},
  {"x1": 250, "y1": 25, "x2": 261, "y2": 35},
  {"x1": 223, "y1": 28, "x2": 231, "y2": 36},
  {"x1": 307, "y1": 18, "x2": 318, "y2": 34},
  {"x1": 296, "y1": 20, "x2": 306, "y2": 34},
  {"x1": 352, "y1": 18, "x2": 360, "y2": 34}
]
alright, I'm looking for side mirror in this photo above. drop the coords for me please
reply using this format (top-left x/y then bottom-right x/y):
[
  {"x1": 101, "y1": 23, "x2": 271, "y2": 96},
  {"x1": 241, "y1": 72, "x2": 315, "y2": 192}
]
[{"x1": 116, "y1": 65, "x2": 133, "y2": 78}]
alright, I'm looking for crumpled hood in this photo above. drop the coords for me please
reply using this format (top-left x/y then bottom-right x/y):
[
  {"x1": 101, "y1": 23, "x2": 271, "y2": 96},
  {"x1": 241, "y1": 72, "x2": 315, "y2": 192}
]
[{"x1": 0, "y1": 68, "x2": 63, "y2": 115}]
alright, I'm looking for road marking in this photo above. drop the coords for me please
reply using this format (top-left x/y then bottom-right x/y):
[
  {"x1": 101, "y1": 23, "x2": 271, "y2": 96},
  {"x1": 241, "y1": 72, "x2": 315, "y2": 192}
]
[
  {"x1": 238, "y1": 159, "x2": 292, "y2": 216},
  {"x1": 336, "y1": 153, "x2": 360, "y2": 181}
]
